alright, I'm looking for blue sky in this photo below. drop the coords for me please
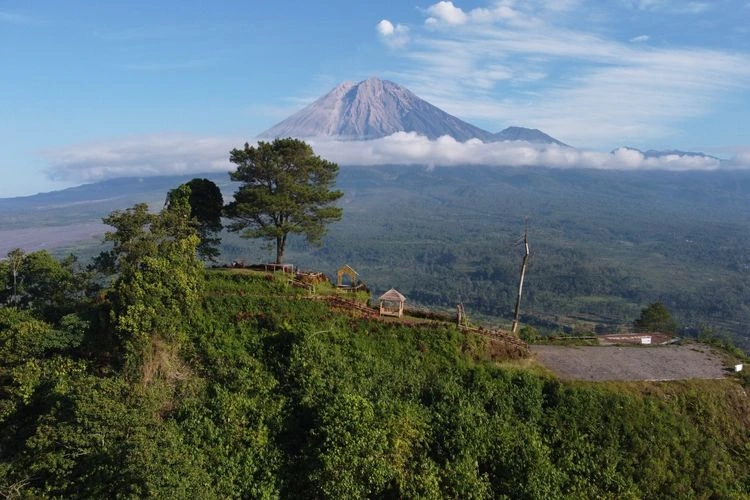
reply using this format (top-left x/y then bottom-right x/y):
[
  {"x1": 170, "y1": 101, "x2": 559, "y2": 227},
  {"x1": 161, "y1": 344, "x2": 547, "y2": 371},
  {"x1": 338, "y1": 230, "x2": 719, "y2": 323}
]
[{"x1": 1, "y1": 0, "x2": 749, "y2": 197}]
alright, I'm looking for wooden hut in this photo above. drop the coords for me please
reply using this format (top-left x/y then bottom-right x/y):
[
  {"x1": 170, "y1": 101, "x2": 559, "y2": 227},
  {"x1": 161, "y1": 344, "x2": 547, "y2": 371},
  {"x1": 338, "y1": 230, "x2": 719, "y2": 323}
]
[
  {"x1": 378, "y1": 288, "x2": 406, "y2": 317},
  {"x1": 336, "y1": 264, "x2": 359, "y2": 288}
]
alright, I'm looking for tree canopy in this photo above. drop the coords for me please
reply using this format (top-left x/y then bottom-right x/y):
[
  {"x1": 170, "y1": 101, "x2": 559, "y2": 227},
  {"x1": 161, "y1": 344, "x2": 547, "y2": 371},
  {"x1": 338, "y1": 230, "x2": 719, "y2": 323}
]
[
  {"x1": 99, "y1": 187, "x2": 203, "y2": 374},
  {"x1": 167, "y1": 178, "x2": 223, "y2": 262},
  {"x1": 0, "y1": 248, "x2": 89, "y2": 322},
  {"x1": 224, "y1": 138, "x2": 343, "y2": 264},
  {"x1": 634, "y1": 302, "x2": 678, "y2": 334}
]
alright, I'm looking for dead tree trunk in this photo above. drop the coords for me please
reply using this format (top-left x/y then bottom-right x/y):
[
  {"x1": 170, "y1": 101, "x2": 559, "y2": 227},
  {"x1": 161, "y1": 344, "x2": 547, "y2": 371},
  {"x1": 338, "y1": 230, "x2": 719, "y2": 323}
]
[
  {"x1": 456, "y1": 303, "x2": 466, "y2": 327},
  {"x1": 511, "y1": 230, "x2": 529, "y2": 335}
]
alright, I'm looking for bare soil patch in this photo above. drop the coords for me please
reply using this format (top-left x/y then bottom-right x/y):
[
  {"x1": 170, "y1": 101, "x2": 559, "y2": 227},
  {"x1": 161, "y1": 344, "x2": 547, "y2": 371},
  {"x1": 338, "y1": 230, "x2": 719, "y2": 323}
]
[{"x1": 531, "y1": 344, "x2": 728, "y2": 381}]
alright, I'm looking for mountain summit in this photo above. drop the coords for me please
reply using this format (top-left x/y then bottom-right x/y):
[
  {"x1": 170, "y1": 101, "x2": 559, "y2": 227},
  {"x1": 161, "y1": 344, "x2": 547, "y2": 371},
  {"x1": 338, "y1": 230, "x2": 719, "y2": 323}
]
[
  {"x1": 260, "y1": 77, "x2": 497, "y2": 142},
  {"x1": 493, "y1": 126, "x2": 569, "y2": 147}
]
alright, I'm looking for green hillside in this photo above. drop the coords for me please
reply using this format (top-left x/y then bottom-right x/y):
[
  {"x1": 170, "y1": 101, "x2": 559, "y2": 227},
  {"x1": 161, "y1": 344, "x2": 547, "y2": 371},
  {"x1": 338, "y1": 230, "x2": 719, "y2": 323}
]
[{"x1": 2, "y1": 268, "x2": 748, "y2": 498}]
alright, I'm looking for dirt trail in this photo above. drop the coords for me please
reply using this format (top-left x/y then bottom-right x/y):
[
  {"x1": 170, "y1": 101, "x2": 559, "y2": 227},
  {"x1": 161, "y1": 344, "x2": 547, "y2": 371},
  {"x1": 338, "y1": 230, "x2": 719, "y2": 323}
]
[{"x1": 532, "y1": 344, "x2": 728, "y2": 381}]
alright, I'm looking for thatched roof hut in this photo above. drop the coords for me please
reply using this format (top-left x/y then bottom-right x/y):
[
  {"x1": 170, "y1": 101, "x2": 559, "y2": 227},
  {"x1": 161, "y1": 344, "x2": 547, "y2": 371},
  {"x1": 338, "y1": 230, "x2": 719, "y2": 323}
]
[{"x1": 378, "y1": 288, "x2": 406, "y2": 317}]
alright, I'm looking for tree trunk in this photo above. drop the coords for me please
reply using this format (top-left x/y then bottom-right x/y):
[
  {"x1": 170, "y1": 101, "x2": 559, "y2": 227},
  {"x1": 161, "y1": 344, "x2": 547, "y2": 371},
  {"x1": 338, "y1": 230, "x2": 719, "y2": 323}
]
[
  {"x1": 275, "y1": 234, "x2": 286, "y2": 264},
  {"x1": 511, "y1": 231, "x2": 529, "y2": 335}
]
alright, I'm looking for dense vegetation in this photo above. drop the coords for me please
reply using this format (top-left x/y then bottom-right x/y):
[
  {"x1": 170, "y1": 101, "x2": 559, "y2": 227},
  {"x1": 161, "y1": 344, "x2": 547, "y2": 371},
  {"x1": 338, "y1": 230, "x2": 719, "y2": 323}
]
[
  {"x1": 1, "y1": 165, "x2": 749, "y2": 496},
  {"x1": 167, "y1": 178, "x2": 224, "y2": 262},
  {"x1": 1, "y1": 258, "x2": 748, "y2": 497}
]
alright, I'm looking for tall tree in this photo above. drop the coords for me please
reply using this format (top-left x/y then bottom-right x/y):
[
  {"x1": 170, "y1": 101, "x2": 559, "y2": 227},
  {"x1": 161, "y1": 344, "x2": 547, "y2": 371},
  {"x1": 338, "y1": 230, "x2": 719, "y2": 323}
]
[
  {"x1": 634, "y1": 302, "x2": 678, "y2": 334},
  {"x1": 224, "y1": 138, "x2": 343, "y2": 264},
  {"x1": 1, "y1": 248, "x2": 25, "y2": 305},
  {"x1": 100, "y1": 188, "x2": 203, "y2": 374},
  {"x1": 166, "y1": 178, "x2": 224, "y2": 262}
]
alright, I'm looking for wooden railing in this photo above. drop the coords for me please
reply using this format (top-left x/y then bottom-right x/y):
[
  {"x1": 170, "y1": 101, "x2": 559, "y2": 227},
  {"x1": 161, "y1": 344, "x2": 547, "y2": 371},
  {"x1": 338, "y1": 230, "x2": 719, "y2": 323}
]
[{"x1": 460, "y1": 325, "x2": 529, "y2": 349}]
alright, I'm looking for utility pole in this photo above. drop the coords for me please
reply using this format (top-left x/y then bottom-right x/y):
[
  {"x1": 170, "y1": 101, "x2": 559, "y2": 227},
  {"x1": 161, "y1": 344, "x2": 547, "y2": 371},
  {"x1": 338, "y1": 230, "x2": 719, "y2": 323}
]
[
  {"x1": 7, "y1": 248, "x2": 24, "y2": 305},
  {"x1": 511, "y1": 228, "x2": 529, "y2": 335},
  {"x1": 456, "y1": 293, "x2": 467, "y2": 327}
]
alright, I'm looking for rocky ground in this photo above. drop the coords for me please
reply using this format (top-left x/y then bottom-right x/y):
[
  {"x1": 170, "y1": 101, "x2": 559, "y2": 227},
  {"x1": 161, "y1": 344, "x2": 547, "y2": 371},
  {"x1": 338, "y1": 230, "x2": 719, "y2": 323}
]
[{"x1": 531, "y1": 344, "x2": 730, "y2": 381}]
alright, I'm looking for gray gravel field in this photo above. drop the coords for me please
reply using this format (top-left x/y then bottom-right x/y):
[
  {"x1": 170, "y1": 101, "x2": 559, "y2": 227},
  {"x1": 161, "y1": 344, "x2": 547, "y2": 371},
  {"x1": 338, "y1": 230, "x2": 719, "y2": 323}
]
[{"x1": 531, "y1": 344, "x2": 729, "y2": 381}]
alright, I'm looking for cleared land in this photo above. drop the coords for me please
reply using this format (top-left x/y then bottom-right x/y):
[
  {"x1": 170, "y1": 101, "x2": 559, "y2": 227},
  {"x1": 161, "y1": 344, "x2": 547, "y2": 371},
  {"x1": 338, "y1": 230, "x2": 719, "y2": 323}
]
[
  {"x1": 0, "y1": 222, "x2": 106, "y2": 254},
  {"x1": 531, "y1": 344, "x2": 729, "y2": 381}
]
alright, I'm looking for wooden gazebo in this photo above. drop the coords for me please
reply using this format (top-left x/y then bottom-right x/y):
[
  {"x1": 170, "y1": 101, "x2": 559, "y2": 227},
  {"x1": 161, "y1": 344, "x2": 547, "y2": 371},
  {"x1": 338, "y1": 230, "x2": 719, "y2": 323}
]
[
  {"x1": 336, "y1": 264, "x2": 359, "y2": 288},
  {"x1": 378, "y1": 288, "x2": 406, "y2": 317}
]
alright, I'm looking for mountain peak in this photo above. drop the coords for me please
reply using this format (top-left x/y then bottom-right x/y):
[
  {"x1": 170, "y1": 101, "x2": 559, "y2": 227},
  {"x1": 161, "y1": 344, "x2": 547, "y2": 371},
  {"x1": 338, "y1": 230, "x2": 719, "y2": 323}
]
[
  {"x1": 333, "y1": 80, "x2": 356, "y2": 92},
  {"x1": 491, "y1": 126, "x2": 569, "y2": 147},
  {"x1": 259, "y1": 78, "x2": 567, "y2": 146},
  {"x1": 259, "y1": 78, "x2": 494, "y2": 141}
]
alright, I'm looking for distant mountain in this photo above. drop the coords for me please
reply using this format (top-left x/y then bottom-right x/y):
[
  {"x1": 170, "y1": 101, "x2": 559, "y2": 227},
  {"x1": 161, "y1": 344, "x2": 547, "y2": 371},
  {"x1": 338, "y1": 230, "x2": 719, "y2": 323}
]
[
  {"x1": 491, "y1": 126, "x2": 569, "y2": 147},
  {"x1": 260, "y1": 77, "x2": 495, "y2": 141},
  {"x1": 0, "y1": 175, "x2": 227, "y2": 212},
  {"x1": 259, "y1": 77, "x2": 564, "y2": 145},
  {"x1": 616, "y1": 147, "x2": 721, "y2": 161}
]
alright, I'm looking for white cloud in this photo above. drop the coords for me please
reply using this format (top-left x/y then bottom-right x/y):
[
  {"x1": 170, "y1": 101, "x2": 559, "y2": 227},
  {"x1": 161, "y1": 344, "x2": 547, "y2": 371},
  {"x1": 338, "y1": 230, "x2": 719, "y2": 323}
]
[
  {"x1": 544, "y1": 0, "x2": 584, "y2": 11},
  {"x1": 624, "y1": 0, "x2": 710, "y2": 13},
  {"x1": 629, "y1": 34, "x2": 650, "y2": 43},
  {"x1": 425, "y1": 1, "x2": 526, "y2": 27},
  {"x1": 733, "y1": 149, "x2": 750, "y2": 167},
  {"x1": 43, "y1": 132, "x2": 741, "y2": 183},
  {"x1": 44, "y1": 134, "x2": 238, "y2": 182},
  {"x1": 684, "y1": 2, "x2": 710, "y2": 14},
  {"x1": 375, "y1": 1, "x2": 750, "y2": 148},
  {"x1": 625, "y1": 0, "x2": 665, "y2": 10},
  {"x1": 376, "y1": 19, "x2": 410, "y2": 48},
  {"x1": 310, "y1": 133, "x2": 723, "y2": 171},
  {"x1": 426, "y1": 1, "x2": 468, "y2": 25},
  {"x1": 376, "y1": 19, "x2": 395, "y2": 36},
  {"x1": 0, "y1": 10, "x2": 42, "y2": 26}
]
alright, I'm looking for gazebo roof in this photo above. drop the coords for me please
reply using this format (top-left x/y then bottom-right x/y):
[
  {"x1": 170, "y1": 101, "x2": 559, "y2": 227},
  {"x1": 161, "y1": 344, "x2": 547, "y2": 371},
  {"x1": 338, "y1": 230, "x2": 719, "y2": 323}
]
[
  {"x1": 337, "y1": 264, "x2": 359, "y2": 276},
  {"x1": 378, "y1": 288, "x2": 406, "y2": 302}
]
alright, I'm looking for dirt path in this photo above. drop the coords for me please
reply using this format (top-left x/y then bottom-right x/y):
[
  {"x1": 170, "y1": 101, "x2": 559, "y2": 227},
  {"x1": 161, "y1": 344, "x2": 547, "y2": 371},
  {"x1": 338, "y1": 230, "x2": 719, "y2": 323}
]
[{"x1": 531, "y1": 344, "x2": 728, "y2": 381}]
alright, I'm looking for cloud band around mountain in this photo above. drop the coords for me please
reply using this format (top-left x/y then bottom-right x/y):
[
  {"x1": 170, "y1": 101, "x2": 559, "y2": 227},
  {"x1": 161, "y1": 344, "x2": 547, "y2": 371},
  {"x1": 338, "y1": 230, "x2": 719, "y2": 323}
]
[
  {"x1": 310, "y1": 133, "x2": 726, "y2": 171},
  {"x1": 44, "y1": 132, "x2": 750, "y2": 183},
  {"x1": 44, "y1": 134, "x2": 239, "y2": 182}
]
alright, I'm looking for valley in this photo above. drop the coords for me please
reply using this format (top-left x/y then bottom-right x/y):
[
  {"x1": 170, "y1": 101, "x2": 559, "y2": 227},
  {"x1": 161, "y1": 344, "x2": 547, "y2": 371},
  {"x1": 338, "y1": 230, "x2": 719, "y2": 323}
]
[{"x1": 2, "y1": 164, "x2": 749, "y2": 349}]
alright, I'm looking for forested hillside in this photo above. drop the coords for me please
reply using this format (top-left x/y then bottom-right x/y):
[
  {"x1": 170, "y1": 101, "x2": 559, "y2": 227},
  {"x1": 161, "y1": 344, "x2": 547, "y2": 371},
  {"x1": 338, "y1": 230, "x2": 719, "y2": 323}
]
[
  {"x1": 2, "y1": 166, "x2": 749, "y2": 348},
  {"x1": 2, "y1": 166, "x2": 749, "y2": 496},
  {"x1": 2, "y1": 259, "x2": 748, "y2": 497},
  {"x1": 245, "y1": 166, "x2": 750, "y2": 348}
]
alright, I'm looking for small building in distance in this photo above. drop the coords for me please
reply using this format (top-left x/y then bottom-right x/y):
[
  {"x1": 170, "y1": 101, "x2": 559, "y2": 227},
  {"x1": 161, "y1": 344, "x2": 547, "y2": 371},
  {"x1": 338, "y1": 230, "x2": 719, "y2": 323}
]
[
  {"x1": 378, "y1": 288, "x2": 406, "y2": 317},
  {"x1": 248, "y1": 263, "x2": 294, "y2": 274},
  {"x1": 598, "y1": 333, "x2": 674, "y2": 346}
]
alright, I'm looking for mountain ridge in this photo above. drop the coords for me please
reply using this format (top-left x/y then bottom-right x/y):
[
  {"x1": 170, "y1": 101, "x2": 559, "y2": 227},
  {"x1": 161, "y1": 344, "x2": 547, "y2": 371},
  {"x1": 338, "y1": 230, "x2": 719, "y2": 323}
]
[
  {"x1": 260, "y1": 77, "x2": 566, "y2": 145},
  {"x1": 614, "y1": 146, "x2": 720, "y2": 160},
  {"x1": 492, "y1": 126, "x2": 569, "y2": 147}
]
